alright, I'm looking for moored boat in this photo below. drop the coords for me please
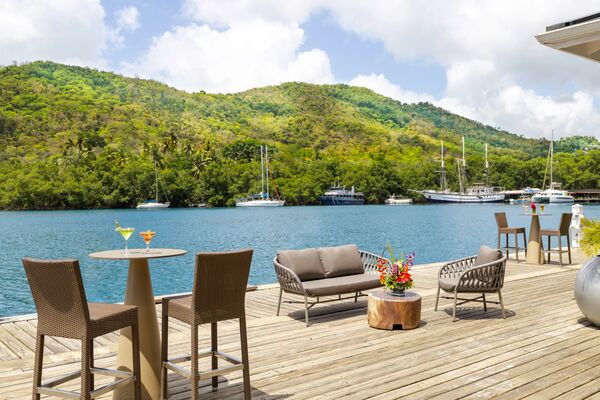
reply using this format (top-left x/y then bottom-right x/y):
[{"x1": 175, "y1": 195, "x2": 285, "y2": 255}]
[
  {"x1": 531, "y1": 133, "x2": 574, "y2": 204},
  {"x1": 385, "y1": 194, "x2": 412, "y2": 205},
  {"x1": 318, "y1": 185, "x2": 364, "y2": 205},
  {"x1": 137, "y1": 162, "x2": 170, "y2": 209},
  {"x1": 236, "y1": 145, "x2": 285, "y2": 207}
]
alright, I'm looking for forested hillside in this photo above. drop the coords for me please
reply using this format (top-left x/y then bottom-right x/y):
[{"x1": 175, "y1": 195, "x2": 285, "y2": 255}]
[{"x1": 0, "y1": 61, "x2": 598, "y2": 209}]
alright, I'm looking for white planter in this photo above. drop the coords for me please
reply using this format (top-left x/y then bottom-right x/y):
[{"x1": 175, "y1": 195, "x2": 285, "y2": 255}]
[{"x1": 574, "y1": 256, "x2": 600, "y2": 327}]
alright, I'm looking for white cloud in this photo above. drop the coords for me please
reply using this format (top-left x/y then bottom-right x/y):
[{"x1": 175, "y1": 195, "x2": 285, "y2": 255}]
[
  {"x1": 115, "y1": 6, "x2": 140, "y2": 32},
  {"x1": 0, "y1": 0, "x2": 107, "y2": 67},
  {"x1": 124, "y1": 20, "x2": 333, "y2": 93}
]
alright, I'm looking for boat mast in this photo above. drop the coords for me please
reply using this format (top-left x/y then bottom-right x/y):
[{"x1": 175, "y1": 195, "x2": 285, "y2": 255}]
[
  {"x1": 438, "y1": 140, "x2": 447, "y2": 191},
  {"x1": 154, "y1": 160, "x2": 159, "y2": 201},
  {"x1": 485, "y1": 143, "x2": 489, "y2": 184},
  {"x1": 265, "y1": 146, "x2": 270, "y2": 199},
  {"x1": 550, "y1": 130, "x2": 554, "y2": 188},
  {"x1": 458, "y1": 136, "x2": 466, "y2": 194},
  {"x1": 260, "y1": 145, "x2": 265, "y2": 195}
]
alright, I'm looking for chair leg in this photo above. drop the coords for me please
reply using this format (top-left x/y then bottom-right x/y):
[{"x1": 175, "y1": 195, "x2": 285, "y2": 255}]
[
  {"x1": 558, "y1": 235, "x2": 563, "y2": 266},
  {"x1": 81, "y1": 337, "x2": 92, "y2": 400},
  {"x1": 497, "y1": 232, "x2": 501, "y2": 252},
  {"x1": 191, "y1": 324, "x2": 199, "y2": 400},
  {"x1": 523, "y1": 231, "x2": 527, "y2": 256},
  {"x1": 32, "y1": 333, "x2": 44, "y2": 400},
  {"x1": 354, "y1": 292, "x2": 358, "y2": 303},
  {"x1": 514, "y1": 233, "x2": 519, "y2": 261},
  {"x1": 567, "y1": 234, "x2": 572, "y2": 264},
  {"x1": 276, "y1": 288, "x2": 283, "y2": 316},
  {"x1": 452, "y1": 291, "x2": 458, "y2": 322},
  {"x1": 131, "y1": 323, "x2": 141, "y2": 400},
  {"x1": 434, "y1": 286, "x2": 440, "y2": 311},
  {"x1": 498, "y1": 290, "x2": 506, "y2": 319},
  {"x1": 239, "y1": 316, "x2": 251, "y2": 400},
  {"x1": 161, "y1": 304, "x2": 169, "y2": 400},
  {"x1": 88, "y1": 339, "x2": 94, "y2": 391},
  {"x1": 482, "y1": 293, "x2": 487, "y2": 312},
  {"x1": 211, "y1": 322, "x2": 218, "y2": 391},
  {"x1": 505, "y1": 233, "x2": 509, "y2": 258},
  {"x1": 547, "y1": 235, "x2": 551, "y2": 262},
  {"x1": 304, "y1": 294, "x2": 310, "y2": 327}
]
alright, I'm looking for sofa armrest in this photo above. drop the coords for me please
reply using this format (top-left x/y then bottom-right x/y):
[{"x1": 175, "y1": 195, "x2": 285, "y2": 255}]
[
  {"x1": 274, "y1": 258, "x2": 307, "y2": 295},
  {"x1": 439, "y1": 255, "x2": 477, "y2": 279},
  {"x1": 360, "y1": 250, "x2": 389, "y2": 275}
]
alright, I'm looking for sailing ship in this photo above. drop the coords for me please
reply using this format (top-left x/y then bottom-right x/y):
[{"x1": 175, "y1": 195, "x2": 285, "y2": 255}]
[
  {"x1": 137, "y1": 162, "x2": 170, "y2": 209},
  {"x1": 532, "y1": 132, "x2": 574, "y2": 204},
  {"x1": 419, "y1": 139, "x2": 504, "y2": 203},
  {"x1": 318, "y1": 185, "x2": 365, "y2": 205},
  {"x1": 236, "y1": 145, "x2": 285, "y2": 207}
]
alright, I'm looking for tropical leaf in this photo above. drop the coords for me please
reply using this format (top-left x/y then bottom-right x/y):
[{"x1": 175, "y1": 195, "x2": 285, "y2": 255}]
[{"x1": 580, "y1": 217, "x2": 600, "y2": 257}]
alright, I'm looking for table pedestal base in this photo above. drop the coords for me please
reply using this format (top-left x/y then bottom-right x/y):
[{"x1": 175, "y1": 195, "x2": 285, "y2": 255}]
[
  {"x1": 526, "y1": 214, "x2": 545, "y2": 265},
  {"x1": 368, "y1": 290, "x2": 421, "y2": 330},
  {"x1": 114, "y1": 259, "x2": 161, "y2": 400}
]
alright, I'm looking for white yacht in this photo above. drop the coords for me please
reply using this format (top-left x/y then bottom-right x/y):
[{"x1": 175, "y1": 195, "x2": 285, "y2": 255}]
[
  {"x1": 236, "y1": 145, "x2": 285, "y2": 207},
  {"x1": 137, "y1": 163, "x2": 170, "y2": 209},
  {"x1": 385, "y1": 194, "x2": 412, "y2": 205},
  {"x1": 531, "y1": 133, "x2": 574, "y2": 204},
  {"x1": 419, "y1": 140, "x2": 504, "y2": 203}
]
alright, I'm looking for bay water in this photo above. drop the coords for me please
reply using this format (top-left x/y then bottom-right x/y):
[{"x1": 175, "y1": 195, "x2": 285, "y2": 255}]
[{"x1": 1, "y1": 203, "x2": 598, "y2": 317}]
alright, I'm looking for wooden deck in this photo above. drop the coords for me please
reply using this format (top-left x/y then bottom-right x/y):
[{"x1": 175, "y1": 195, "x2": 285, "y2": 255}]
[{"x1": 1, "y1": 250, "x2": 599, "y2": 399}]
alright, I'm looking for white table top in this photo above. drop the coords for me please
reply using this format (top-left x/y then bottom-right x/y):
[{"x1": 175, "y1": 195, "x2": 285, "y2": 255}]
[{"x1": 89, "y1": 248, "x2": 187, "y2": 260}]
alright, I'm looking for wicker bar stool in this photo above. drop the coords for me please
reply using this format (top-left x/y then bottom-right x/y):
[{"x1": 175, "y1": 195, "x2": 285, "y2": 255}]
[
  {"x1": 22, "y1": 258, "x2": 141, "y2": 400},
  {"x1": 541, "y1": 213, "x2": 573, "y2": 266},
  {"x1": 495, "y1": 212, "x2": 527, "y2": 261},
  {"x1": 161, "y1": 249, "x2": 253, "y2": 400}
]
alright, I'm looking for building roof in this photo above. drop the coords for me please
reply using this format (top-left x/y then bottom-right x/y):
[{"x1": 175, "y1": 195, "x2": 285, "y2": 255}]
[{"x1": 535, "y1": 12, "x2": 600, "y2": 62}]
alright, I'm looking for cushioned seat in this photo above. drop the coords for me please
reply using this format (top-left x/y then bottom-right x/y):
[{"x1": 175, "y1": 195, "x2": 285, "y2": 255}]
[
  {"x1": 438, "y1": 277, "x2": 459, "y2": 292},
  {"x1": 301, "y1": 274, "x2": 381, "y2": 297}
]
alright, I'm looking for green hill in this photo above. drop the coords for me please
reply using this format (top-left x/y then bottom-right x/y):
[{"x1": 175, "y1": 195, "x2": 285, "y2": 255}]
[{"x1": 0, "y1": 61, "x2": 598, "y2": 209}]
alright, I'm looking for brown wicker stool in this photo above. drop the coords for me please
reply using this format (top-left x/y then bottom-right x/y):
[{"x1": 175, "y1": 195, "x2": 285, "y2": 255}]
[
  {"x1": 541, "y1": 212, "x2": 573, "y2": 266},
  {"x1": 22, "y1": 258, "x2": 141, "y2": 400},
  {"x1": 161, "y1": 249, "x2": 253, "y2": 400},
  {"x1": 495, "y1": 212, "x2": 527, "y2": 261}
]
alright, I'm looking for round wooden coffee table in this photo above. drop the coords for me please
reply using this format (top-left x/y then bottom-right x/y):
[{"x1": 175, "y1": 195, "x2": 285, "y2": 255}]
[{"x1": 368, "y1": 289, "x2": 421, "y2": 330}]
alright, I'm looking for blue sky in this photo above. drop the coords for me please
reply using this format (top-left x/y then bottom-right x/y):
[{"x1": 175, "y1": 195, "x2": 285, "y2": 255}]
[{"x1": 1, "y1": 0, "x2": 599, "y2": 139}]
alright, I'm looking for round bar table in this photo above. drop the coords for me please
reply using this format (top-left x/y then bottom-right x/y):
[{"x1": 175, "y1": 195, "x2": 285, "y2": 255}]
[
  {"x1": 525, "y1": 214, "x2": 546, "y2": 264},
  {"x1": 89, "y1": 248, "x2": 186, "y2": 400}
]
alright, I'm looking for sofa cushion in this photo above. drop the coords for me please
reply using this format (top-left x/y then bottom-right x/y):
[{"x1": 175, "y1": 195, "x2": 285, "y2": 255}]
[
  {"x1": 318, "y1": 244, "x2": 364, "y2": 278},
  {"x1": 475, "y1": 246, "x2": 502, "y2": 266},
  {"x1": 301, "y1": 274, "x2": 381, "y2": 297},
  {"x1": 438, "y1": 277, "x2": 459, "y2": 292},
  {"x1": 277, "y1": 248, "x2": 325, "y2": 281}
]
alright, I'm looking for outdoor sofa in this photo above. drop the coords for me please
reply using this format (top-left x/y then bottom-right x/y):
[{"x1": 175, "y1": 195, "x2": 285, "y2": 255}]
[{"x1": 274, "y1": 244, "x2": 386, "y2": 326}]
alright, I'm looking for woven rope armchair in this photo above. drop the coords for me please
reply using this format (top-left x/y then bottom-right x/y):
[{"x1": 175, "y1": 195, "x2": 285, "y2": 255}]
[
  {"x1": 274, "y1": 249, "x2": 384, "y2": 326},
  {"x1": 434, "y1": 247, "x2": 508, "y2": 322}
]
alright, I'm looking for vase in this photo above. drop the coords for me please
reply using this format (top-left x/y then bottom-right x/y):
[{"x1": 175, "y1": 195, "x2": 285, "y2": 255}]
[
  {"x1": 390, "y1": 288, "x2": 405, "y2": 297},
  {"x1": 574, "y1": 256, "x2": 600, "y2": 327}
]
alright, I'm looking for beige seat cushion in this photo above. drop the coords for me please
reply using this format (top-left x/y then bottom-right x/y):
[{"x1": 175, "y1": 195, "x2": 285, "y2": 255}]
[
  {"x1": 317, "y1": 244, "x2": 364, "y2": 278},
  {"x1": 277, "y1": 248, "x2": 325, "y2": 281},
  {"x1": 301, "y1": 274, "x2": 381, "y2": 297},
  {"x1": 475, "y1": 246, "x2": 502, "y2": 266},
  {"x1": 438, "y1": 277, "x2": 459, "y2": 292}
]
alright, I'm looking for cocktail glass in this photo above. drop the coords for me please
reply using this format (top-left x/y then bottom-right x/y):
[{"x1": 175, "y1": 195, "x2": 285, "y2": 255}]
[
  {"x1": 540, "y1": 204, "x2": 545, "y2": 214},
  {"x1": 139, "y1": 230, "x2": 156, "y2": 253},
  {"x1": 116, "y1": 227, "x2": 135, "y2": 253}
]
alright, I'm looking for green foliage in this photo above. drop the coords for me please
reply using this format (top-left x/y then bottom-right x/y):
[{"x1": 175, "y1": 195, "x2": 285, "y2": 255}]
[
  {"x1": 0, "y1": 61, "x2": 598, "y2": 209},
  {"x1": 580, "y1": 217, "x2": 600, "y2": 257}
]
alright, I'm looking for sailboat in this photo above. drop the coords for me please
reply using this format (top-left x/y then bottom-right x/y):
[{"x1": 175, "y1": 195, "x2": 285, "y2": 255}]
[
  {"x1": 532, "y1": 132, "x2": 574, "y2": 204},
  {"x1": 419, "y1": 138, "x2": 504, "y2": 203},
  {"x1": 137, "y1": 162, "x2": 170, "y2": 209},
  {"x1": 236, "y1": 145, "x2": 285, "y2": 207}
]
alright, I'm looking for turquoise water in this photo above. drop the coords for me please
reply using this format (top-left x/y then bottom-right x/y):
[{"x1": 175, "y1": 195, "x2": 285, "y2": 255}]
[{"x1": 1, "y1": 204, "x2": 598, "y2": 317}]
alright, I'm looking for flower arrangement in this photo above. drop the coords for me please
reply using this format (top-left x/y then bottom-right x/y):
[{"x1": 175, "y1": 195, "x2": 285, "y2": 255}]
[
  {"x1": 530, "y1": 202, "x2": 537, "y2": 214},
  {"x1": 377, "y1": 245, "x2": 415, "y2": 296}
]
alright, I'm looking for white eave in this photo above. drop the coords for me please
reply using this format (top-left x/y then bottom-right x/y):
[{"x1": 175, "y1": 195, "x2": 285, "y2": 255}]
[{"x1": 535, "y1": 18, "x2": 600, "y2": 62}]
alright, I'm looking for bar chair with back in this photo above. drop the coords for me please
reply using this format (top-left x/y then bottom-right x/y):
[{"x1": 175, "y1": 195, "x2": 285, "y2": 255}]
[
  {"x1": 161, "y1": 249, "x2": 253, "y2": 400},
  {"x1": 540, "y1": 212, "x2": 573, "y2": 266},
  {"x1": 22, "y1": 258, "x2": 141, "y2": 400},
  {"x1": 494, "y1": 212, "x2": 527, "y2": 261}
]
